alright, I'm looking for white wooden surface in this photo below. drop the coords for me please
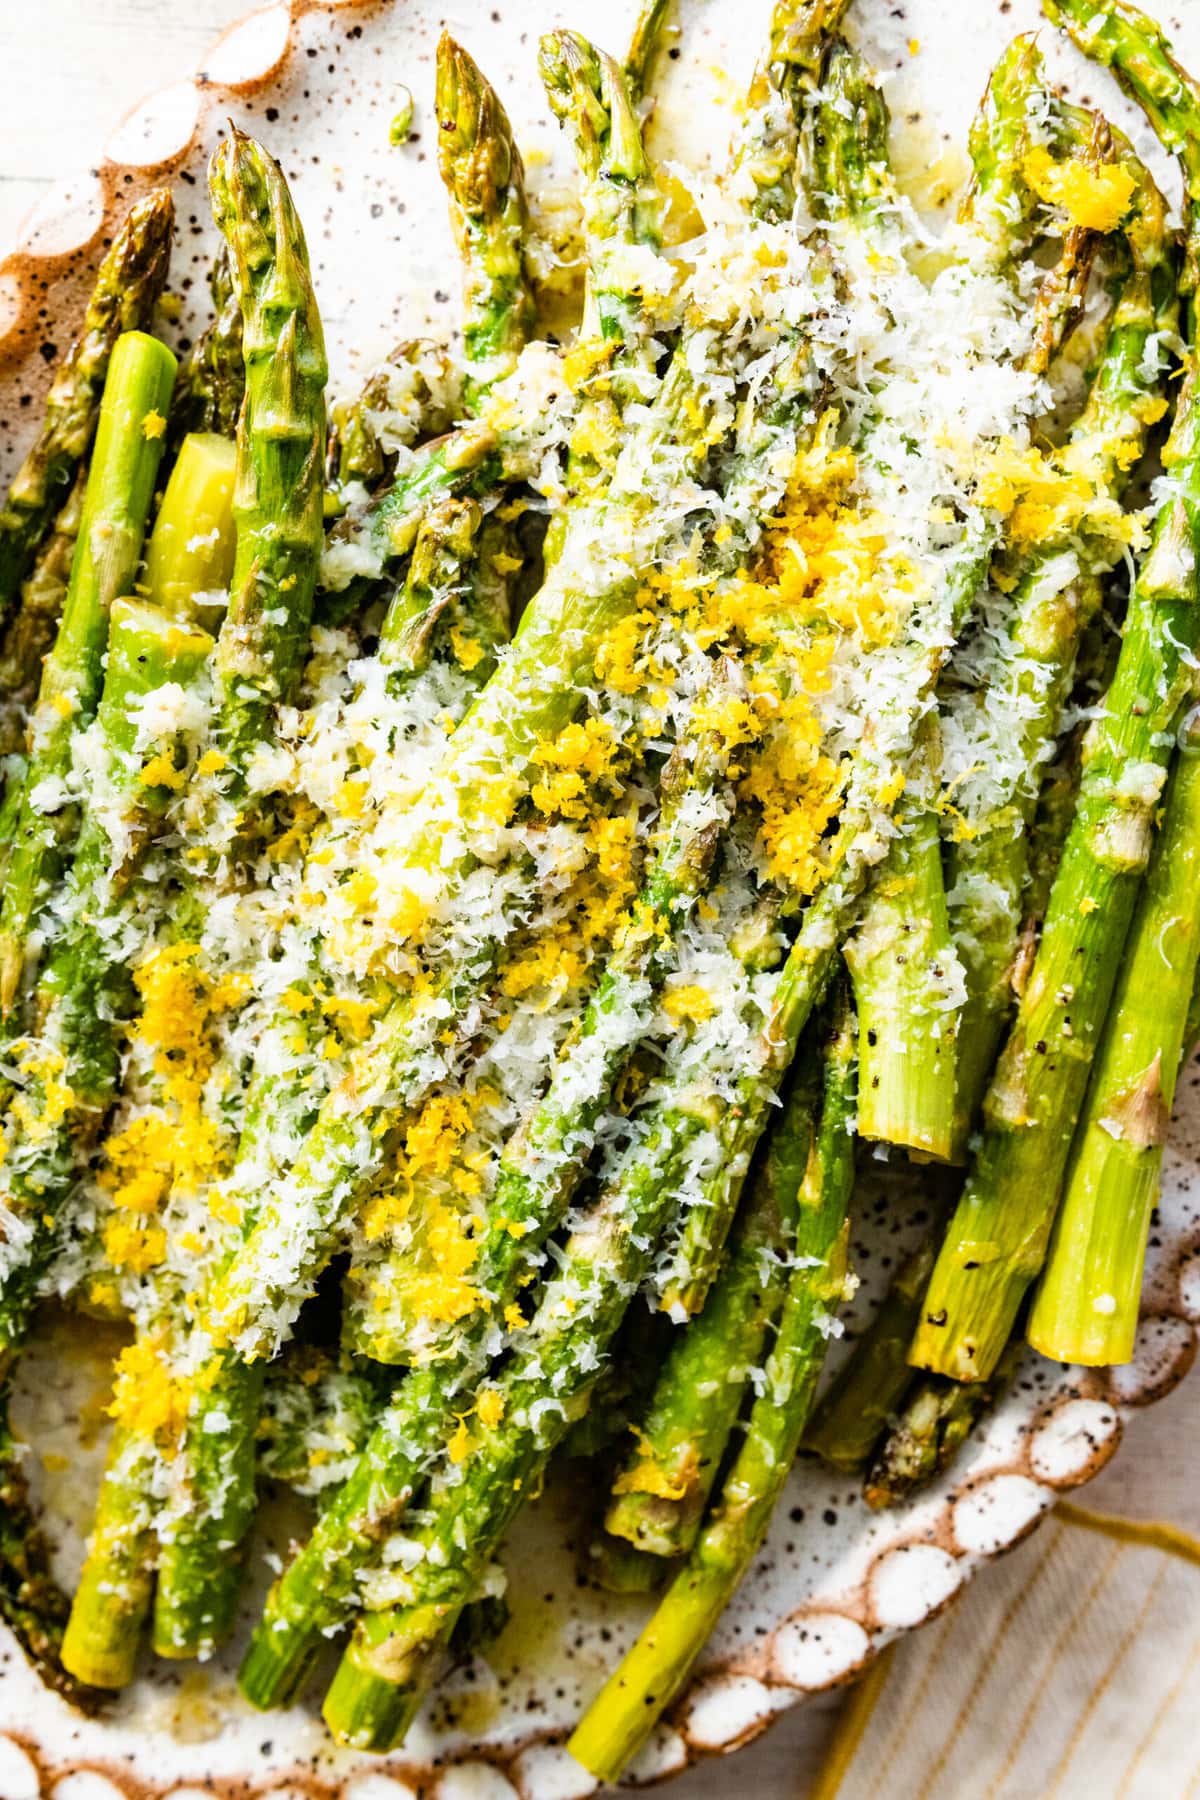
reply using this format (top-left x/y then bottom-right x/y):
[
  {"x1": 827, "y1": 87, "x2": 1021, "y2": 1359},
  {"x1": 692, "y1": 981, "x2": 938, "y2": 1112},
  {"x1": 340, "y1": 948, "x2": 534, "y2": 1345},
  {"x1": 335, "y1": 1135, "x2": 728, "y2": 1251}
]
[{"x1": 3, "y1": 6, "x2": 1200, "y2": 1797}]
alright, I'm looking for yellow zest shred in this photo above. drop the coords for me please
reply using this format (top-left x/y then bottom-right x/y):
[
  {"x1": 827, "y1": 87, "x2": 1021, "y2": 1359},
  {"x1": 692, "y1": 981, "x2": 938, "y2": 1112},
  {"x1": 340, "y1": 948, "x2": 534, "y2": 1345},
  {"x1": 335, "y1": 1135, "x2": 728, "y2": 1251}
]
[
  {"x1": 663, "y1": 984, "x2": 715, "y2": 1025},
  {"x1": 108, "y1": 1336, "x2": 190, "y2": 1448},
  {"x1": 1023, "y1": 145, "x2": 1136, "y2": 233}
]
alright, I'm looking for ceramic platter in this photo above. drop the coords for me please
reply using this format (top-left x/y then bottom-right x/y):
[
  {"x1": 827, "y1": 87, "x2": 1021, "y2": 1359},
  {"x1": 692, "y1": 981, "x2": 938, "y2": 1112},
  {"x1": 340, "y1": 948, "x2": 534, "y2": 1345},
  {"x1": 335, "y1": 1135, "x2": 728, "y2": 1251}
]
[{"x1": 1, "y1": 1, "x2": 1199, "y2": 1794}]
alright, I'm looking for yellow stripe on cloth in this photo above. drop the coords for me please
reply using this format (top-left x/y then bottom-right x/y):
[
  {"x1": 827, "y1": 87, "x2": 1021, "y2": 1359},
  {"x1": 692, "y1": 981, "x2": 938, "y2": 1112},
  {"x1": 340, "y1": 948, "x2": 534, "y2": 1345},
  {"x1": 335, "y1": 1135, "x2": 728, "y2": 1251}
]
[
  {"x1": 1055, "y1": 1497, "x2": 1200, "y2": 1567},
  {"x1": 806, "y1": 1644, "x2": 896, "y2": 1800}
]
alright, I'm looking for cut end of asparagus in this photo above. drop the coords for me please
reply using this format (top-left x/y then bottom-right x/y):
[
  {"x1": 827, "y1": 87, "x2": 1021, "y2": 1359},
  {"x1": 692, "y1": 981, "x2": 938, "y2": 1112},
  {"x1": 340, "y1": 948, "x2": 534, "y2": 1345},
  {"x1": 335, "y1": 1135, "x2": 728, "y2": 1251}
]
[
  {"x1": 144, "y1": 430, "x2": 237, "y2": 625},
  {"x1": 856, "y1": 1020, "x2": 959, "y2": 1160},
  {"x1": 1027, "y1": 1259, "x2": 1142, "y2": 1366},
  {"x1": 588, "y1": 1532, "x2": 672, "y2": 1594},
  {"x1": 322, "y1": 1653, "x2": 419, "y2": 1752},
  {"x1": 605, "y1": 1488, "x2": 694, "y2": 1559},
  {"x1": 59, "y1": 1614, "x2": 136, "y2": 1694},
  {"x1": 239, "y1": 1614, "x2": 323, "y2": 1712}
]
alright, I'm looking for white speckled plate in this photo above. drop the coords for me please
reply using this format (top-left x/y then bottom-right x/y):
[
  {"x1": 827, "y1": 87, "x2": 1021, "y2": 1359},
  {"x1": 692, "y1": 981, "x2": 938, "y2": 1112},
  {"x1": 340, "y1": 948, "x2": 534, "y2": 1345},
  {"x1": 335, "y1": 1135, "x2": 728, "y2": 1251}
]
[{"x1": 2, "y1": 2, "x2": 1199, "y2": 1794}]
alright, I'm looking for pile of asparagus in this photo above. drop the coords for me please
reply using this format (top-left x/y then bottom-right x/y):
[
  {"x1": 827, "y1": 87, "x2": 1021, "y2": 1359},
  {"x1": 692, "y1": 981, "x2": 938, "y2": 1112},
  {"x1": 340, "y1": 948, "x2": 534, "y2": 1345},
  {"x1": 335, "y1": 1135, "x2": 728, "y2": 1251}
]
[{"x1": 0, "y1": 0, "x2": 1195, "y2": 1773}]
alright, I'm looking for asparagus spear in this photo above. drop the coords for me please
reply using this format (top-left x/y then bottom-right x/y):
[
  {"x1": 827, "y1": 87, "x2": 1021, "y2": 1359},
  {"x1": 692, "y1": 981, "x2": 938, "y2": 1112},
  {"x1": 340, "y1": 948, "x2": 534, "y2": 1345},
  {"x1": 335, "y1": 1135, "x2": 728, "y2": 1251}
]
[
  {"x1": 602, "y1": 1042, "x2": 820, "y2": 1560},
  {"x1": 1028, "y1": 705, "x2": 1200, "y2": 1363},
  {"x1": 265, "y1": 57, "x2": 534, "y2": 1361},
  {"x1": 317, "y1": 936, "x2": 812, "y2": 1750},
  {"x1": 339, "y1": 33, "x2": 668, "y2": 1350},
  {"x1": 914, "y1": 520, "x2": 1200, "y2": 1378},
  {"x1": 5, "y1": 597, "x2": 213, "y2": 1700},
  {"x1": 437, "y1": 36, "x2": 536, "y2": 414},
  {"x1": 256, "y1": 1350, "x2": 386, "y2": 1500},
  {"x1": 205, "y1": 127, "x2": 328, "y2": 787},
  {"x1": 325, "y1": 47, "x2": 522, "y2": 531},
  {"x1": 60, "y1": 131, "x2": 328, "y2": 1680},
  {"x1": 239, "y1": 680, "x2": 739, "y2": 1706},
  {"x1": 595, "y1": 35, "x2": 895, "y2": 1556},
  {"x1": 0, "y1": 1396, "x2": 106, "y2": 1712},
  {"x1": 0, "y1": 595, "x2": 213, "y2": 1329},
  {"x1": 539, "y1": 31, "x2": 661, "y2": 379},
  {"x1": 0, "y1": 192, "x2": 174, "y2": 633},
  {"x1": 726, "y1": 0, "x2": 853, "y2": 223},
  {"x1": 913, "y1": 0, "x2": 1200, "y2": 1383},
  {"x1": 808, "y1": 95, "x2": 1170, "y2": 1438},
  {"x1": 836, "y1": 734, "x2": 1135, "y2": 1478},
  {"x1": 567, "y1": 993, "x2": 857, "y2": 1782},
  {"x1": 0, "y1": 328, "x2": 177, "y2": 1028},
  {"x1": 372, "y1": 55, "x2": 532, "y2": 671},
  {"x1": 325, "y1": 338, "x2": 461, "y2": 515},
  {"x1": 1042, "y1": 0, "x2": 1200, "y2": 287},
  {"x1": 375, "y1": 494, "x2": 489, "y2": 677},
  {"x1": 806, "y1": 728, "x2": 1088, "y2": 1472},
  {"x1": 146, "y1": 129, "x2": 328, "y2": 1658},
  {"x1": 320, "y1": 0, "x2": 836, "y2": 596},
  {"x1": 843, "y1": 93, "x2": 1134, "y2": 1161}
]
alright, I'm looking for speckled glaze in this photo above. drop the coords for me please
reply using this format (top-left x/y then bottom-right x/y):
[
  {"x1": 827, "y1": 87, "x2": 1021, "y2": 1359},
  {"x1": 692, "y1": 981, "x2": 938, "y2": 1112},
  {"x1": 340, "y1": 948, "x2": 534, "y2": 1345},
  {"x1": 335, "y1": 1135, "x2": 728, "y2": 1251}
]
[{"x1": 1, "y1": 1, "x2": 1199, "y2": 1793}]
